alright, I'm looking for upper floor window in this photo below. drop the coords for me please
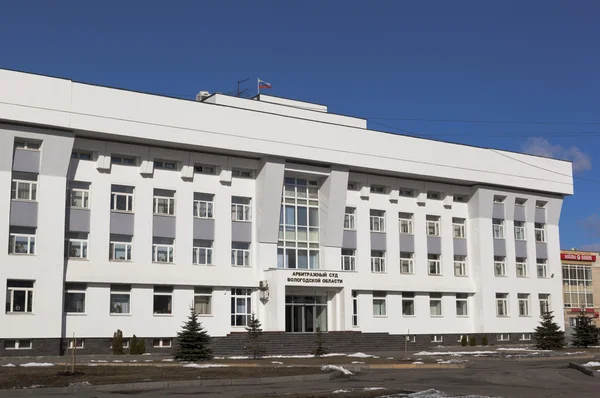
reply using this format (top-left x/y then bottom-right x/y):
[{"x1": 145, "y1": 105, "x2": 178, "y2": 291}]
[
  {"x1": 496, "y1": 293, "x2": 508, "y2": 316},
  {"x1": 231, "y1": 197, "x2": 251, "y2": 221},
  {"x1": 370, "y1": 210, "x2": 385, "y2": 232},
  {"x1": 232, "y1": 242, "x2": 251, "y2": 267},
  {"x1": 516, "y1": 257, "x2": 528, "y2": 277},
  {"x1": 536, "y1": 258, "x2": 548, "y2": 278},
  {"x1": 426, "y1": 215, "x2": 440, "y2": 236},
  {"x1": 427, "y1": 191, "x2": 442, "y2": 200},
  {"x1": 14, "y1": 141, "x2": 40, "y2": 150},
  {"x1": 371, "y1": 250, "x2": 386, "y2": 273},
  {"x1": 514, "y1": 221, "x2": 526, "y2": 240},
  {"x1": 347, "y1": 181, "x2": 359, "y2": 191},
  {"x1": 370, "y1": 185, "x2": 386, "y2": 194},
  {"x1": 71, "y1": 150, "x2": 92, "y2": 160},
  {"x1": 152, "y1": 239, "x2": 174, "y2": 263},
  {"x1": 69, "y1": 188, "x2": 90, "y2": 209},
  {"x1": 492, "y1": 219, "x2": 504, "y2": 239},
  {"x1": 344, "y1": 207, "x2": 356, "y2": 230},
  {"x1": 453, "y1": 194, "x2": 467, "y2": 203},
  {"x1": 194, "y1": 164, "x2": 217, "y2": 175},
  {"x1": 111, "y1": 155, "x2": 136, "y2": 166},
  {"x1": 193, "y1": 240, "x2": 213, "y2": 266},
  {"x1": 454, "y1": 255, "x2": 467, "y2": 276},
  {"x1": 452, "y1": 218, "x2": 465, "y2": 238},
  {"x1": 67, "y1": 235, "x2": 88, "y2": 259},
  {"x1": 534, "y1": 223, "x2": 546, "y2": 242},
  {"x1": 493, "y1": 195, "x2": 506, "y2": 204},
  {"x1": 341, "y1": 249, "x2": 356, "y2": 271},
  {"x1": 428, "y1": 254, "x2": 441, "y2": 275},
  {"x1": 494, "y1": 256, "x2": 506, "y2": 276},
  {"x1": 11, "y1": 180, "x2": 37, "y2": 201},
  {"x1": 111, "y1": 186, "x2": 134, "y2": 212},
  {"x1": 154, "y1": 195, "x2": 175, "y2": 215},
  {"x1": 515, "y1": 198, "x2": 527, "y2": 206},
  {"x1": 400, "y1": 252, "x2": 414, "y2": 274},
  {"x1": 535, "y1": 200, "x2": 547, "y2": 209},
  {"x1": 154, "y1": 160, "x2": 177, "y2": 170},
  {"x1": 232, "y1": 168, "x2": 253, "y2": 178},
  {"x1": 6, "y1": 280, "x2": 34, "y2": 313},
  {"x1": 194, "y1": 193, "x2": 214, "y2": 219},
  {"x1": 109, "y1": 237, "x2": 132, "y2": 261},
  {"x1": 398, "y1": 188, "x2": 414, "y2": 197},
  {"x1": 9, "y1": 230, "x2": 36, "y2": 255},
  {"x1": 399, "y1": 213, "x2": 413, "y2": 235}
]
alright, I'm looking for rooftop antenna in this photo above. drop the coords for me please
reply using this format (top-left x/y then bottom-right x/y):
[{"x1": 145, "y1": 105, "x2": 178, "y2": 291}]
[{"x1": 236, "y1": 78, "x2": 249, "y2": 97}]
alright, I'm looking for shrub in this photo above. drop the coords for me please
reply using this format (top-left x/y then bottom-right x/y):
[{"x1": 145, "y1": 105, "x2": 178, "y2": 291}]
[
  {"x1": 469, "y1": 335, "x2": 476, "y2": 346},
  {"x1": 312, "y1": 328, "x2": 327, "y2": 358},
  {"x1": 460, "y1": 335, "x2": 468, "y2": 346},
  {"x1": 130, "y1": 335, "x2": 139, "y2": 355},
  {"x1": 481, "y1": 334, "x2": 488, "y2": 346},
  {"x1": 111, "y1": 329, "x2": 124, "y2": 355},
  {"x1": 137, "y1": 338, "x2": 146, "y2": 355}
]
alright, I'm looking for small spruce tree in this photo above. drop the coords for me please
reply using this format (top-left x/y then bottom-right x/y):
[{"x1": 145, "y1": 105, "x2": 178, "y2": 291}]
[
  {"x1": 481, "y1": 334, "x2": 488, "y2": 346},
  {"x1": 534, "y1": 311, "x2": 565, "y2": 350},
  {"x1": 174, "y1": 307, "x2": 213, "y2": 362},
  {"x1": 111, "y1": 329, "x2": 124, "y2": 355},
  {"x1": 312, "y1": 328, "x2": 328, "y2": 358},
  {"x1": 137, "y1": 338, "x2": 146, "y2": 355},
  {"x1": 130, "y1": 335, "x2": 139, "y2": 355},
  {"x1": 571, "y1": 309, "x2": 600, "y2": 348},
  {"x1": 245, "y1": 313, "x2": 266, "y2": 359},
  {"x1": 460, "y1": 335, "x2": 468, "y2": 346},
  {"x1": 469, "y1": 335, "x2": 476, "y2": 346}
]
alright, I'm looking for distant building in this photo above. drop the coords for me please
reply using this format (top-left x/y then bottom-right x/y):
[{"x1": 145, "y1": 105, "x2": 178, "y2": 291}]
[{"x1": 561, "y1": 250, "x2": 600, "y2": 329}]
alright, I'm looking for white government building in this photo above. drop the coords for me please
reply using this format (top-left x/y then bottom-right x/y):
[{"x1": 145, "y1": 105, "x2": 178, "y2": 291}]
[{"x1": 0, "y1": 69, "x2": 573, "y2": 355}]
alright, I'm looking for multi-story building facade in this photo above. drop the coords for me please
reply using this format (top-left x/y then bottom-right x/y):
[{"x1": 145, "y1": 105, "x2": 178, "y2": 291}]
[
  {"x1": 0, "y1": 69, "x2": 573, "y2": 356},
  {"x1": 561, "y1": 250, "x2": 600, "y2": 330}
]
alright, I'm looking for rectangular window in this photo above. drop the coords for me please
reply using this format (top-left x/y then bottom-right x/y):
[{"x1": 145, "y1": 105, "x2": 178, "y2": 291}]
[
  {"x1": 152, "y1": 338, "x2": 172, "y2": 348},
  {"x1": 428, "y1": 254, "x2": 441, "y2": 275},
  {"x1": 454, "y1": 255, "x2": 467, "y2": 276},
  {"x1": 9, "y1": 232, "x2": 36, "y2": 255},
  {"x1": 402, "y1": 293, "x2": 415, "y2": 316},
  {"x1": 11, "y1": 180, "x2": 37, "y2": 201},
  {"x1": 193, "y1": 193, "x2": 214, "y2": 218},
  {"x1": 352, "y1": 291, "x2": 358, "y2": 326},
  {"x1": 5, "y1": 280, "x2": 34, "y2": 313},
  {"x1": 372, "y1": 291, "x2": 387, "y2": 316},
  {"x1": 4, "y1": 339, "x2": 32, "y2": 350},
  {"x1": 370, "y1": 185, "x2": 386, "y2": 194},
  {"x1": 535, "y1": 223, "x2": 546, "y2": 242},
  {"x1": 232, "y1": 168, "x2": 253, "y2": 178},
  {"x1": 110, "y1": 284, "x2": 131, "y2": 314},
  {"x1": 341, "y1": 249, "x2": 356, "y2": 271},
  {"x1": 514, "y1": 221, "x2": 526, "y2": 240},
  {"x1": 431, "y1": 335, "x2": 443, "y2": 343},
  {"x1": 429, "y1": 293, "x2": 442, "y2": 316},
  {"x1": 68, "y1": 237, "x2": 88, "y2": 259},
  {"x1": 231, "y1": 288, "x2": 252, "y2": 326},
  {"x1": 194, "y1": 164, "x2": 217, "y2": 175},
  {"x1": 231, "y1": 197, "x2": 251, "y2": 221},
  {"x1": 494, "y1": 256, "x2": 506, "y2": 277},
  {"x1": 400, "y1": 252, "x2": 414, "y2": 274},
  {"x1": 492, "y1": 219, "x2": 504, "y2": 239},
  {"x1": 15, "y1": 141, "x2": 40, "y2": 150},
  {"x1": 64, "y1": 283, "x2": 86, "y2": 314},
  {"x1": 563, "y1": 264, "x2": 593, "y2": 308},
  {"x1": 152, "y1": 241, "x2": 174, "y2": 263},
  {"x1": 347, "y1": 181, "x2": 359, "y2": 191},
  {"x1": 427, "y1": 191, "x2": 441, "y2": 200},
  {"x1": 399, "y1": 212, "x2": 413, "y2": 234},
  {"x1": 69, "y1": 188, "x2": 90, "y2": 209},
  {"x1": 194, "y1": 287, "x2": 212, "y2": 315},
  {"x1": 154, "y1": 160, "x2": 177, "y2": 170},
  {"x1": 153, "y1": 286, "x2": 173, "y2": 315},
  {"x1": 496, "y1": 293, "x2": 508, "y2": 316},
  {"x1": 539, "y1": 294, "x2": 550, "y2": 314},
  {"x1": 453, "y1": 194, "x2": 467, "y2": 203},
  {"x1": 536, "y1": 200, "x2": 547, "y2": 209},
  {"x1": 109, "y1": 239, "x2": 132, "y2": 261},
  {"x1": 193, "y1": 240, "x2": 213, "y2": 265},
  {"x1": 371, "y1": 250, "x2": 386, "y2": 273},
  {"x1": 496, "y1": 334, "x2": 510, "y2": 342},
  {"x1": 68, "y1": 339, "x2": 85, "y2": 349},
  {"x1": 515, "y1": 198, "x2": 527, "y2": 206},
  {"x1": 452, "y1": 218, "x2": 466, "y2": 238},
  {"x1": 456, "y1": 293, "x2": 468, "y2": 316},
  {"x1": 518, "y1": 293, "x2": 530, "y2": 316},
  {"x1": 111, "y1": 155, "x2": 136, "y2": 165},
  {"x1": 111, "y1": 190, "x2": 134, "y2": 212},
  {"x1": 520, "y1": 333, "x2": 532, "y2": 341},
  {"x1": 516, "y1": 257, "x2": 528, "y2": 277},
  {"x1": 153, "y1": 196, "x2": 175, "y2": 215},
  {"x1": 537, "y1": 259, "x2": 548, "y2": 278},
  {"x1": 493, "y1": 195, "x2": 506, "y2": 204},
  {"x1": 370, "y1": 209, "x2": 386, "y2": 232},
  {"x1": 71, "y1": 150, "x2": 92, "y2": 160},
  {"x1": 231, "y1": 242, "x2": 251, "y2": 266},
  {"x1": 426, "y1": 215, "x2": 440, "y2": 236},
  {"x1": 399, "y1": 188, "x2": 414, "y2": 197},
  {"x1": 344, "y1": 207, "x2": 356, "y2": 230}
]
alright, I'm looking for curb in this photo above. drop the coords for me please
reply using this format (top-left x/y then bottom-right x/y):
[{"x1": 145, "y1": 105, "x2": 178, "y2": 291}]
[
  {"x1": 0, "y1": 370, "x2": 343, "y2": 396},
  {"x1": 568, "y1": 362, "x2": 598, "y2": 377}
]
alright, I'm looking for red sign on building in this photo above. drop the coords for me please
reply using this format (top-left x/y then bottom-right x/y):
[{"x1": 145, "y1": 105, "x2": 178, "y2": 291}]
[{"x1": 561, "y1": 253, "x2": 596, "y2": 262}]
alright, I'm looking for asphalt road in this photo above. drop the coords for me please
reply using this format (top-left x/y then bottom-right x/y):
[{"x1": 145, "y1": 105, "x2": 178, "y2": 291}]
[{"x1": 4, "y1": 359, "x2": 600, "y2": 398}]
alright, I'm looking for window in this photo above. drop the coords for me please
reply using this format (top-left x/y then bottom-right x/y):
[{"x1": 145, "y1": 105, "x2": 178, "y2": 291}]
[
  {"x1": 372, "y1": 292, "x2": 387, "y2": 316},
  {"x1": 194, "y1": 164, "x2": 217, "y2": 175},
  {"x1": 371, "y1": 250, "x2": 386, "y2": 273},
  {"x1": 232, "y1": 242, "x2": 251, "y2": 266},
  {"x1": 109, "y1": 239, "x2": 132, "y2": 261},
  {"x1": 454, "y1": 255, "x2": 467, "y2": 276},
  {"x1": 71, "y1": 150, "x2": 92, "y2": 160},
  {"x1": 515, "y1": 198, "x2": 527, "y2": 206},
  {"x1": 111, "y1": 189, "x2": 134, "y2": 212},
  {"x1": 456, "y1": 293, "x2": 468, "y2": 316},
  {"x1": 231, "y1": 288, "x2": 252, "y2": 326},
  {"x1": 427, "y1": 191, "x2": 442, "y2": 200},
  {"x1": 426, "y1": 215, "x2": 440, "y2": 236},
  {"x1": 429, "y1": 293, "x2": 442, "y2": 316},
  {"x1": 399, "y1": 213, "x2": 413, "y2": 234},
  {"x1": 68, "y1": 339, "x2": 85, "y2": 349},
  {"x1": 400, "y1": 252, "x2": 414, "y2": 274},
  {"x1": 399, "y1": 188, "x2": 414, "y2": 197},
  {"x1": 231, "y1": 197, "x2": 251, "y2": 221},
  {"x1": 110, "y1": 285, "x2": 131, "y2": 314},
  {"x1": 5, "y1": 280, "x2": 34, "y2": 313},
  {"x1": 278, "y1": 178, "x2": 320, "y2": 269},
  {"x1": 193, "y1": 193, "x2": 214, "y2": 218},
  {"x1": 11, "y1": 180, "x2": 37, "y2": 201},
  {"x1": 69, "y1": 188, "x2": 90, "y2": 208},
  {"x1": 154, "y1": 160, "x2": 177, "y2": 170},
  {"x1": 534, "y1": 223, "x2": 546, "y2": 242},
  {"x1": 402, "y1": 293, "x2": 415, "y2": 316},
  {"x1": 514, "y1": 221, "x2": 526, "y2": 240},
  {"x1": 535, "y1": 200, "x2": 547, "y2": 209},
  {"x1": 4, "y1": 340, "x2": 32, "y2": 350},
  {"x1": 539, "y1": 294, "x2": 550, "y2": 314},
  {"x1": 153, "y1": 286, "x2": 173, "y2": 315},
  {"x1": 68, "y1": 237, "x2": 88, "y2": 259},
  {"x1": 452, "y1": 218, "x2": 466, "y2": 238},
  {"x1": 152, "y1": 240, "x2": 174, "y2": 263},
  {"x1": 14, "y1": 141, "x2": 40, "y2": 150},
  {"x1": 193, "y1": 240, "x2": 213, "y2": 265},
  {"x1": 347, "y1": 181, "x2": 359, "y2": 191},
  {"x1": 370, "y1": 185, "x2": 386, "y2": 194},
  {"x1": 64, "y1": 283, "x2": 86, "y2": 314},
  {"x1": 453, "y1": 194, "x2": 467, "y2": 203},
  {"x1": 493, "y1": 195, "x2": 505, "y2": 204},
  {"x1": 406, "y1": 335, "x2": 416, "y2": 342},
  {"x1": 496, "y1": 334, "x2": 510, "y2": 342},
  {"x1": 496, "y1": 293, "x2": 508, "y2": 316},
  {"x1": 492, "y1": 219, "x2": 504, "y2": 239},
  {"x1": 520, "y1": 333, "x2": 531, "y2": 341},
  {"x1": 431, "y1": 335, "x2": 443, "y2": 343},
  {"x1": 563, "y1": 264, "x2": 593, "y2": 308},
  {"x1": 494, "y1": 256, "x2": 506, "y2": 277},
  {"x1": 9, "y1": 232, "x2": 36, "y2": 255},
  {"x1": 536, "y1": 258, "x2": 548, "y2": 278},
  {"x1": 111, "y1": 155, "x2": 136, "y2": 165},
  {"x1": 152, "y1": 338, "x2": 171, "y2": 348},
  {"x1": 232, "y1": 168, "x2": 253, "y2": 178},
  {"x1": 153, "y1": 196, "x2": 175, "y2": 215},
  {"x1": 352, "y1": 291, "x2": 358, "y2": 326},
  {"x1": 194, "y1": 287, "x2": 212, "y2": 315},
  {"x1": 516, "y1": 257, "x2": 528, "y2": 277},
  {"x1": 518, "y1": 293, "x2": 530, "y2": 316},
  {"x1": 344, "y1": 207, "x2": 356, "y2": 230},
  {"x1": 341, "y1": 249, "x2": 356, "y2": 271},
  {"x1": 428, "y1": 254, "x2": 441, "y2": 275},
  {"x1": 370, "y1": 209, "x2": 385, "y2": 232}
]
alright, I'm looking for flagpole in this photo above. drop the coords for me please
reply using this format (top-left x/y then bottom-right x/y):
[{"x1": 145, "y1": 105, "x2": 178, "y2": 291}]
[{"x1": 257, "y1": 78, "x2": 260, "y2": 96}]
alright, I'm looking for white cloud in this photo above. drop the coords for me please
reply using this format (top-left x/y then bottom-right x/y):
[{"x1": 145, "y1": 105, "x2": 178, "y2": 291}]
[{"x1": 522, "y1": 137, "x2": 592, "y2": 172}]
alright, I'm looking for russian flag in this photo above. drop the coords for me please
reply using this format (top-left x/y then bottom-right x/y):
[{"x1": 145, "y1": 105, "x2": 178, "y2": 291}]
[{"x1": 258, "y1": 78, "x2": 272, "y2": 89}]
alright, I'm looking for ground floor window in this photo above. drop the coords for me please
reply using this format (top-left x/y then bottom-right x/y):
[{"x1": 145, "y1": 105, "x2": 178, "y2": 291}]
[
  {"x1": 402, "y1": 292, "x2": 415, "y2": 316},
  {"x1": 153, "y1": 338, "x2": 171, "y2": 348},
  {"x1": 431, "y1": 335, "x2": 443, "y2": 343},
  {"x1": 64, "y1": 283, "x2": 86, "y2": 314},
  {"x1": 539, "y1": 293, "x2": 550, "y2": 314},
  {"x1": 352, "y1": 291, "x2": 358, "y2": 327},
  {"x1": 456, "y1": 293, "x2": 468, "y2": 316},
  {"x1": 153, "y1": 286, "x2": 173, "y2": 315},
  {"x1": 372, "y1": 292, "x2": 387, "y2": 317},
  {"x1": 194, "y1": 287, "x2": 212, "y2": 315},
  {"x1": 231, "y1": 288, "x2": 252, "y2": 326},
  {"x1": 285, "y1": 295, "x2": 327, "y2": 333},
  {"x1": 520, "y1": 333, "x2": 531, "y2": 341},
  {"x1": 430, "y1": 293, "x2": 442, "y2": 316},
  {"x1": 68, "y1": 339, "x2": 84, "y2": 349},
  {"x1": 6, "y1": 280, "x2": 34, "y2": 313},
  {"x1": 497, "y1": 334, "x2": 510, "y2": 341},
  {"x1": 110, "y1": 284, "x2": 131, "y2": 314},
  {"x1": 4, "y1": 339, "x2": 32, "y2": 350}
]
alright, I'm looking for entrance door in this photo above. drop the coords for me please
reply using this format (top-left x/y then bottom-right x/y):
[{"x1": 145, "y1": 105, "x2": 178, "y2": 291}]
[
  {"x1": 285, "y1": 295, "x2": 327, "y2": 333},
  {"x1": 304, "y1": 306, "x2": 315, "y2": 333}
]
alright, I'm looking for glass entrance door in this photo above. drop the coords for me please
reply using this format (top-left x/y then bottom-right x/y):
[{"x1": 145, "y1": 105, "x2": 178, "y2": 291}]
[{"x1": 285, "y1": 296, "x2": 327, "y2": 333}]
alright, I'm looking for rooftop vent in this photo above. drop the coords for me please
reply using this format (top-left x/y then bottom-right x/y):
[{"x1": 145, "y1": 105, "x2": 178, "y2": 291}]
[{"x1": 196, "y1": 91, "x2": 211, "y2": 102}]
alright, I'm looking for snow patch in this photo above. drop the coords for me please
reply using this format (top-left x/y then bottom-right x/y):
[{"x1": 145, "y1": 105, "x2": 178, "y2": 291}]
[
  {"x1": 142, "y1": 353, "x2": 151, "y2": 355},
  {"x1": 96, "y1": 360, "x2": 108, "y2": 363},
  {"x1": 69, "y1": 381, "x2": 91, "y2": 387},
  {"x1": 112, "y1": 360, "x2": 124, "y2": 363},
  {"x1": 333, "y1": 390, "x2": 351, "y2": 394},
  {"x1": 271, "y1": 361, "x2": 284, "y2": 364},
  {"x1": 129, "y1": 360, "x2": 138, "y2": 363},
  {"x1": 363, "y1": 387, "x2": 386, "y2": 391},
  {"x1": 182, "y1": 364, "x2": 230, "y2": 368},
  {"x1": 161, "y1": 358, "x2": 174, "y2": 362},
  {"x1": 386, "y1": 357, "x2": 394, "y2": 359},
  {"x1": 412, "y1": 362, "x2": 424, "y2": 364},
  {"x1": 321, "y1": 365, "x2": 353, "y2": 375},
  {"x1": 414, "y1": 351, "x2": 496, "y2": 357},
  {"x1": 144, "y1": 360, "x2": 153, "y2": 362},
  {"x1": 437, "y1": 359, "x2": 468, "y2": 364},
  {"x1": 348, "y1": 352, "x2": 379, "y2": 358},
  {"x1": 1, "y1": 364, "x2": 16, "y2": 367},
  {"x1": 87, "y1": 364, "x2": 98, "y2": 367},
  {"x1": 582, "y1": 361, "x2": 600, "y2": 367},
  {"x1": 496, "y1": 347, "x2": 546, "y2": 352},
  {"x1": 19, "y1": 363, "x2": 55, "y2": 367},
  {"x1": 26, "y1": 385, "x2": 43, "y2": 389},
  {"x1": 351, "y1": 361, "x2": 365, "y2": 364}
]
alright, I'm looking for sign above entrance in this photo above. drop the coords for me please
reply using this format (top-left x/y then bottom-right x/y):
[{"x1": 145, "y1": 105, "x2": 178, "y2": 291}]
[
  {"x1": 287, "y1": 271, "x2": 343, "y2": 285},
  {"x1": 561, "y1": 253, "x2": 596, "y2": 262}
]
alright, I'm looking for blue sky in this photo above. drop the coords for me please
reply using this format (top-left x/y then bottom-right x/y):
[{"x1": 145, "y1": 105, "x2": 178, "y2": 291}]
[{"x1": 1, "y1": 1, "x2": 599, "y2": 250}]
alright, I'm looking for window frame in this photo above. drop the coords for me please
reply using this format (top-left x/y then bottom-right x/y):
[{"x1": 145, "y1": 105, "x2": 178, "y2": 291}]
[
  {"x1": 64, "y1": 284, "x2": 86, "y2": 314},
  {"x1": 400, "y1": 252, "x2": 414, "y2": 274},
  {"x1": 496, "y1": 293, "x2": 509, "y2": 317},
  {"x1": 514, "y1": 221, "x2": 526, "y2": 241},
  {"x1": 494, "y1": 256, "x2": 507, "y2": 277},
  {"x1": 534, "y1": 223, "x2": 546, "y2": 242},
  {"x1": 454, "y1": 255, "x2": 467, "y2": 277},
  {"x1": 456, "y1": 293, "x2": 469, "y2": 317},
  {"x1": 341, "y1": 249, "x2": 356, "y2": 271},
  {"x1": 152, "y1": 244, "x2": 174, "y2": 264},
  {"x1": 536, "y1": 258, "x2": 548, "y2": 278},
  {"x1": 369, "y1": 210, "x2": 386, "y2": 232},
  {"x1": 399, "y1": 213, "x2": 414, "y2": 235},
  {"x1": 232, "y1": 168, "x2": 253, "y2": 178},
  {"x1": 231, "y1": 288, "x2": 252, "y2": 327},
  {"x1": 428, "y1": 254, "x2": 441, "y2": 275},
  {"x1": 110, "y1": 285, "x2": 131, "y2": 315},
  {"x1": 11, "y1": 180, "x2": 37, "y2": 201},
  {"x1": 370, "y1": 250, "x2": 386, "y2": 273},
  {"x1": 110, "y1": 192, "x2": 134, "y2": 212},
  {"x1": 4, "y1": 339, "x2": 32, "y2": 350},
  {"x1": 452, "y1": 218, "x2": 466, "y2": 238},
  {"x1": 68, "y1": 339, "x2": 85, "y2": 349},
  {"x1": 518, "y1": 293, "x2": 530, "y2": 317},
  {"x1": 9, "y1": 233, "x2": 36, "y2": 255},
  {"x1": 67, "y1": 238, "x2": 88, "y2": 259},
  {"x1": 352, "y1": 291, "x2": 359, "y2": 327},
  {"x1": 153, "y1": 287, "x2": 173, "y2": 316},
  {"x1": 152, "y1": 338, "x2": 172, "y2": 348},
  {"x1": 192, "y1": 243, "x2": 213, "y2": 266},
  {"x1": 153, "y1": 196, "x2": 175, "y2": 216},
  {"x1": 69, "y1": 188, "x2": 90, "y2": 209},
  {"x1": 429, "y1": 293, "x2": 443, "y2": 317},
  {"x1": 431, "y1": 335, "x2": 443, "y2": 343},
  {"x1": 194, "y1": 164, "x2": 217, "y2": 175},
  {"x1": 71, "y1": 150, "x2": 92, "y2": 160},
  {"x1": 402, "y1": 293, "x2": 415, "y2": 316},
  {"x1": 344, "y1": 207, "x2": 356, "y2": 230},
  {"x1": 492, "y1": 219, "x2": 505, "y2": 239},
  {"x1": 520, "y1": 333, "x2": 532, "y2": 341},
  {"x1": 194, "y1": 287, "x2": 212, "y2": 315},
  {"x1": 153, "y1": 160, "x2": 177, "y2": 170},
  {"x1": 111, "y1": 155, "x2": 136, "y2": 166},
  {"x1": 496, "y1": 334, "x2": 510, "y2": 342},
  {"x1": 516, "y1": 257, "x2": 528, "y2": 277},
  {"x1": 14, "y1": 141, "x2": 40, "y2": 150},
  {"x1": 426, "y1": 217, "x2": 441, "y2": 237},
  {"x1": 193, "y1": 195, "x2": 214, "y2": 219},
  {"x1": 109, "y1": 241, "x2": 132, "y2": 262},
  {"x1": 6, "y1": 280, "x2": 34, "y2": 314},
  {"x1": 231, "y1": 242, "x2": 251, "y2": 267},
  {"x1": 372, "y1": 292, "x2": 387, "y2": 317},
  {"x1": 539, "y1": 294, "x2": 550, "y2": 314},
  {"x1": 231, "y1": 197, "x2": 252, "y2": 222}
]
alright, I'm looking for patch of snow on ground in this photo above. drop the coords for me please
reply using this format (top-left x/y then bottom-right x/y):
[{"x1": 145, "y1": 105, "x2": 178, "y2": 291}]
[
  {"x1": 183, "y1": 364, "x2": 229, "y2": 368},
  {"x1": 26, "y1": 385, "x2": 43, "y2": 389},
  {"x1": 130, "y1": 360, "x2": 138, "y2": 363},
  {"x1": 214, "y1": 356, "x2": 224, "y2": 360},
  {"x1": 414, "y1": 351, "x2": 496, "y2": 357},
  {"x1": 1, "y1": 364, "x2": 15, "y2": 367},
  {"x1": 142, "y1": 353, "x2": 151, "y2": 355},
  {"x1": 386, "y1": 357, "x2": 394, "y2": 359},
  {"x1": 271, "y1": 361, "x2": 284, "y2": 364},
  {"x1": 19, "y1": 363, "x2": 55, "y2": 367},
  {"x1": 333, "y1": 390, "x2": 351, "y2": 394},
  {"x1": 496, "y1": 347, "x2": 545, "y2": 352},
  {"x1": 437, "y1": 359, "x2": 468, "y2": 364},
  {"x1": 144, "y1": 360, "x2": 153, "y2": 362},
  {"x1": 351, "y1": 361, "x2": 365, "y2": 364},
  {"x1": 412, "y1": 362, "x2": 424, "y2": 364},
  {"x1": 87, "y1": 364, "x2": 98, "y2": 367},
  {"x1": 161, "y1": 358, "x2": 174, "y2": 362},
  {"x1": 582, "y1": 361, "x2": 600, "y2": 367},
  {"x1": 321, "y1": 365, "x2": 353, "y2": 375},
  {"x1": 96, "y1": 360, "x2": 108, "y2": 363},
  {"x1": 112, "y1": 360, "x2": 124, "y2": 363},
  {"x1": 348, "y1": 352, "x2": 379, "y2": 358},
  {"x1": 562, "y1": 351, "x2": 585, "y2": 356},
  {"x1": 406, "y1": 389, "x2": 497, "y2": 397},
  {"x1": 363, "y1": 387, "x2": 386, "y2": 391},
  {"x1": 69, "y1": 381, "x2": 91, "y2": 387}
]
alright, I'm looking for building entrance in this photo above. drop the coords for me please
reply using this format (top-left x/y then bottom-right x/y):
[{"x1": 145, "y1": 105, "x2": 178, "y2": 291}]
[{"x1": 285, "y1": 296, "x2": 327, "y2": 333}]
